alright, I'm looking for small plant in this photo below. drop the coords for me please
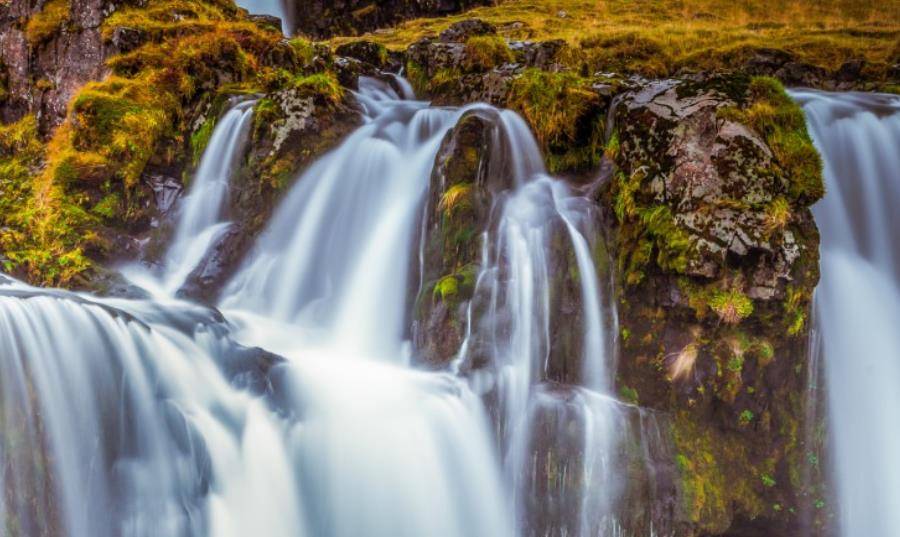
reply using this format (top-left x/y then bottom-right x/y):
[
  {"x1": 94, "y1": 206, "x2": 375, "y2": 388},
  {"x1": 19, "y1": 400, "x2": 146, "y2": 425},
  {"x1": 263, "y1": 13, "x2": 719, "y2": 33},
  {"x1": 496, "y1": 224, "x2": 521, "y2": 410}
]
[
  {"x1": 709, "y1": 288, "x2": 754, "y2": 324},
  {"x1": 763, "y1": 196, "x2": 792, "y2": 234},
  {"x1": 739, "y1": 409, "x2": 755, "y2": 425},
  {"x1": 619, "y1": 386, "x2": 639, "y2": 405},
  {"x1": 761, "y1": 473, "x2": 776, "y2": 487}
]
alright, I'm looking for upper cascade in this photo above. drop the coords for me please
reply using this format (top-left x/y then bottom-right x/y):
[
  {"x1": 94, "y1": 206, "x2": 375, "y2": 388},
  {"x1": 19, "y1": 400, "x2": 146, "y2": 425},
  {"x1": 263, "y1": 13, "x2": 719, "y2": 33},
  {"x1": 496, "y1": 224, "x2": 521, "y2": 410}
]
[{"x1": 123, "y1": 99, "x2": 255, "y2": 298}]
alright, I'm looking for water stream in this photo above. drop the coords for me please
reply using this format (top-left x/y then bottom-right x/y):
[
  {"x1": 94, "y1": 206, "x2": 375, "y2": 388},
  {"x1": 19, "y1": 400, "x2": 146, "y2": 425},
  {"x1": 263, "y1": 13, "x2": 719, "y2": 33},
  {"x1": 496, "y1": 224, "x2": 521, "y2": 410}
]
[
  {"x1": 795, "y1": 89, "x2": 900, "y2": 537},
  {"x1": 123, "y1": 99, "x2": 255, "y2": 298},
  {"x1": 1, "y1": 76, "x2": 627, "y2": 537}
]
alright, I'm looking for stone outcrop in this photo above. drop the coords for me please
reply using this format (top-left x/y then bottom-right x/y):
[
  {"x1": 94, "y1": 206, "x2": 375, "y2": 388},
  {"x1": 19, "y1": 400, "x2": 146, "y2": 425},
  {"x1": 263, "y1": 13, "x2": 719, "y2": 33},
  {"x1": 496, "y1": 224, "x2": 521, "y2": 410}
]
[
  {"x1": 0, "y1": 0, "x2": 114, "y2": 131},
  {"x1": 606, "y1": 74, "x2": 826, "y2": 535}
]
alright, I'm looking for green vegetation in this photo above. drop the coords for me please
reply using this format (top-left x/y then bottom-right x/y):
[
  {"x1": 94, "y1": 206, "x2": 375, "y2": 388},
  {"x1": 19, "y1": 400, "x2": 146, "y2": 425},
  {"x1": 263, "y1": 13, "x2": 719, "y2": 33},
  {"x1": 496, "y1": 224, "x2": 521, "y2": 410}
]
[
  {"x1": 619, "y1": 385, "x2": 639, "y2": 404},
  {"x1": 335, "y1": 0, "x2": 900, "y2": 86},
  {"x1": 462, "y1": 35, "x2": 514, "y2": 71},
  {"x1": 25, "y1": 0, "x2": 70, "y2": 45},
  {"x1": 1, "y1": 0, "x2": 301, "y2": 285},
  {"x1": 507, "y1": 69, "x2": 602, "y2": 173},
  {"x1": 739, "y1": 409, "x2": 755, "y2": 425},
  {"x1": 709, "y1": 288, "x2": 755, "y2": 325},
  {"x1": 721, "y1": 77, "x2": 825, "y2": 203}
]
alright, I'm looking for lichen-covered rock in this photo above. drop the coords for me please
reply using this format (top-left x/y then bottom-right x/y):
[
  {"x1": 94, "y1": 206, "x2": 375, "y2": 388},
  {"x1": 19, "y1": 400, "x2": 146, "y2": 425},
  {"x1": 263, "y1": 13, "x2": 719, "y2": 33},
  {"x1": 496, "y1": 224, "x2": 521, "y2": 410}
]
[{"x1": 606, "y1": 73, "x2": 827, "y2": 535}]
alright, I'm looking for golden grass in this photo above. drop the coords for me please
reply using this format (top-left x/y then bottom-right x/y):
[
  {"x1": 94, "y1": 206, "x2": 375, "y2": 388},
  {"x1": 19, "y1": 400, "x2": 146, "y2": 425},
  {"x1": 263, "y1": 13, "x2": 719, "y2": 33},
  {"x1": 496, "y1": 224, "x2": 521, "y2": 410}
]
[{"x1": 331, "y1": 0, "x2": 899, "y2": 75}]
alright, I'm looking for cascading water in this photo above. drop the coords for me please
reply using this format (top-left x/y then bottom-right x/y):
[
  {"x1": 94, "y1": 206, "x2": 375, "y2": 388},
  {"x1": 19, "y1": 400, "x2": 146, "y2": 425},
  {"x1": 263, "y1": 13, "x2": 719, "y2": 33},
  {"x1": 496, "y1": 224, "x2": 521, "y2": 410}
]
[
  {"x1": 124, "y1": 99, "x2": 255, "y2": 298},
  {"x1": 794, "y1": 89, "x2": 900, "y2": 536},
  {"x1": 233, "y1": 0, "x2": 293, "y2": 35},
  {"x1": 0, "y1": 278, "x2": 305, "y2": 537},
  {"x1": 1, "y1": 75, "x2": 631, "y2": 537}
]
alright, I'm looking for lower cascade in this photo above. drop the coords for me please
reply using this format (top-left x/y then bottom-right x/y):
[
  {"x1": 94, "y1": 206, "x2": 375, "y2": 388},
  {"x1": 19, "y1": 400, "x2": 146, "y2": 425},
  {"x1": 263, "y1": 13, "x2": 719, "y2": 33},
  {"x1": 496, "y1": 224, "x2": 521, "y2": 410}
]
[
  {"x1": 795, "y1": 90, "x2": 900, "y2": 537},
  {"x1": 0, "y1": 77, "x2": 648, "y2": 537}
]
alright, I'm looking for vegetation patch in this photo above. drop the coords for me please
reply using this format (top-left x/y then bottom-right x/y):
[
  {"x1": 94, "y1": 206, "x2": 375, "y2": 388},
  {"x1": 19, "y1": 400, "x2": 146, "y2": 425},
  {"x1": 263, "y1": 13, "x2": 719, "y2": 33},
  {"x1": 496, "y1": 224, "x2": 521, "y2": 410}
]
[
  {"x1": 507, "y1": 69, "x2": 602, "y2": 173},
  {"x1": 462, "y1": 35, "x2": 514, "y2": 71},
  {"x1": 1, "y1": 0, "x2": 301, "y2": 286},
  {"x1": 25, "y1": 0, "x2": 70, "y2": 46}
]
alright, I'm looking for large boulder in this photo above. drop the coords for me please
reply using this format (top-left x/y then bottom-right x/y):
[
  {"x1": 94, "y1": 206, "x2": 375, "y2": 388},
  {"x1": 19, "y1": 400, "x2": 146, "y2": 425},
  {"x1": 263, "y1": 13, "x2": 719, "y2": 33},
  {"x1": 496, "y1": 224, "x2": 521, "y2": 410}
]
[{"x1": 606, "y1": 73, "x2": 827, "y2": 535}]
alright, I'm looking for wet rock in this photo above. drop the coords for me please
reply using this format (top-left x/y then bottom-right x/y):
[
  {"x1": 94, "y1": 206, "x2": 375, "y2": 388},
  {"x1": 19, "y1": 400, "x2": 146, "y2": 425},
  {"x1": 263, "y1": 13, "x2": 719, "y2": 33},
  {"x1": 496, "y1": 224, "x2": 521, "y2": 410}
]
[
  {"x1": 335, "y1": 40, "x2": 389, "y2": 68},
  {"x1": 414, "y1": 111, "x2": 495, "y2": 367},
  {"x1": 179, "y1": 82, "x2": 361, "y2": 301},
  {"x1": 144, "y1": 172, "x2": 183, "y2": 215}
]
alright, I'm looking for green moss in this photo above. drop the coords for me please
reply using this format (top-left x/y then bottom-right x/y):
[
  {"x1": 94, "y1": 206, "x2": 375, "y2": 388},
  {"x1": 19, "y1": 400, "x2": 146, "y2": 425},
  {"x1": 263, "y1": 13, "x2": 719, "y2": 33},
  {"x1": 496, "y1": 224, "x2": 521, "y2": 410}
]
[
  {"x1": 25, "y1": 0, "x2": 70, "y2": 45},
  {"x1": 729, "y1": 77, "x2": 825, "y2": 204},
  {"x1": 672, "y1": 412, "x2": 766, "y2": 532},
  {"x1": 637, "y1": 205, "x2": 693, "y2": 274},
  {"x1": 784, "y1": 284, "x2": 808, "y2": 336},
  {"x1": 289, "y1": 37, "x2": 317, "y2": 65},
  {"x1": 619, "y1": 385, "x2": 639, "y2": 404},
  {"x1": 292, "y1": 72, "x2": 344, "y2": 104},
  {"x1": 432, "y1": 264, "x2": 478, "y2": 304},
  {"x1": 708, "y1": 288, "x2": 754, "y2": 324},
  {"x1": 91, "y1": 193, "x2": 121, "y2": 219},
  {"x1": 191, "y1": 114, "x2": 217, "y2": 166},
  {"x1": 462, "y1": 35, "x2": 514, "y2": 71},
  {"x1": 604, "y1": 129, "x2": 620, "y2": 159},
  {"x1": 507, "y1": 68, "x2": 599, "y2": 155}
]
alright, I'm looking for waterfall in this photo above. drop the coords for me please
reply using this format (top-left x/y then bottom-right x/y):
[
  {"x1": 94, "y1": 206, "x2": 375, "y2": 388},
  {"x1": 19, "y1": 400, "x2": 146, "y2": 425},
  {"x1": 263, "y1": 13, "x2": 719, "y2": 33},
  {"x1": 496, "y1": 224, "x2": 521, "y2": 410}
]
[
  {"x1": 0, "y1": 278, "x2": 305, "y2": 537},
  {"x1": 794, "y1": 89, "x2": 900, "y2": 536},
  {"x1": 234, "y1": 0, "x2": 293, "y2": 35},
  {"x1": 1, "y1": 75, "x2": 625, "y2": 537},
  {"x1": 124, "y1": 99, "x2": 255, "y2": 298}
]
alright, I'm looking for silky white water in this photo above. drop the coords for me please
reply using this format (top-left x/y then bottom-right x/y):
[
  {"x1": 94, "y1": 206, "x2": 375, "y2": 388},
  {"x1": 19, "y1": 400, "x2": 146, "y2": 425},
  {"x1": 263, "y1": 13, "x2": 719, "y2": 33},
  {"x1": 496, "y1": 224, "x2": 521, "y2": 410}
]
[
  {"x1": 794, "y1": 89, "x2": 900, "y2": 537},
  {"x1": 0, "y1": 76, "x2": 625, "y2": 537},
  {"x1": 123, "y1": 99, "x2": 255, "y2": 298}
]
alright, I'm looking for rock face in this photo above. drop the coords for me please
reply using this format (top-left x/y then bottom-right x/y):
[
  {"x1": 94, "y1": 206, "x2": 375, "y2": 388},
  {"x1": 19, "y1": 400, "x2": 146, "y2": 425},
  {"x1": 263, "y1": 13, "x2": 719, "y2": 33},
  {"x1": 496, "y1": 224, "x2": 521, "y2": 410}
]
[
  {"x1": 290, "y1": 0, "x2": 496, "y2": 38},
  {"x1": 607, "y1": 75, "x2": 826, "y2": 535},
  {"x1": 0, "y1": 0, "x2": 115, "y2": 131}
]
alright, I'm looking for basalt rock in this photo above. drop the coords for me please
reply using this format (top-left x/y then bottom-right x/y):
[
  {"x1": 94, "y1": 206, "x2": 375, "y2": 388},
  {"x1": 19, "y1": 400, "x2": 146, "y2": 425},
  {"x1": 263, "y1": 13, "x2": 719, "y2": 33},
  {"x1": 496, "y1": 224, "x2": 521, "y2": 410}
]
[
  {"x1": 0, "y1": 0, "x2": 122, "y2": 130},
  {"x1": 606, "y1": 73, "x2": 826, "y2": 535},
  {"x1": 413, "y1": 111, "x2": 495, "y2": 367}
]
